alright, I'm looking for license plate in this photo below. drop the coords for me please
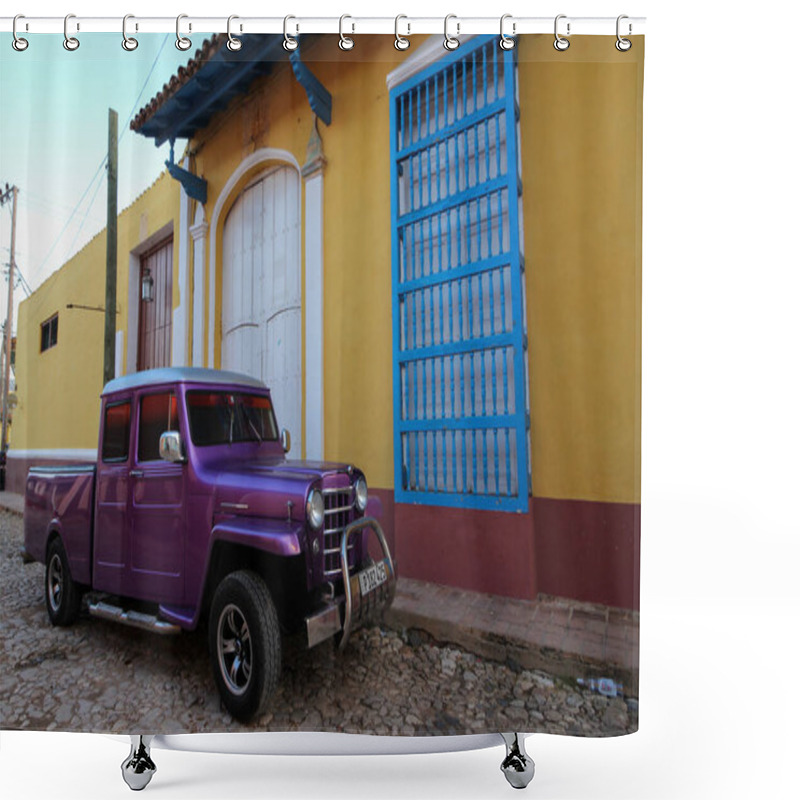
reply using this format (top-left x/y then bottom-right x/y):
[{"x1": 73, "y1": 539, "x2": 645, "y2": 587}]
[{"x1": 358, "y1": 561, "x2": 388, "y2": 596}]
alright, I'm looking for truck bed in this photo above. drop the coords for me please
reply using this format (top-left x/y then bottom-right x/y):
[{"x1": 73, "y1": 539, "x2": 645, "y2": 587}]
[{"x1": 24, "y1": 464, "x2": 97, "y2": 586}]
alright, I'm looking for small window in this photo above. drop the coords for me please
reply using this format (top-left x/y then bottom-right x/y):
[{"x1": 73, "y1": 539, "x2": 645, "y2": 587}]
[
  {"x1": 138, "y1": 392, "x2": 179, "y2": 462},
  {"x1": 40, "y1": 314, "x2": 58, "y2": 352},
  {"x1": 102, "y1": 401, "x2": 131, "y2": 463}
]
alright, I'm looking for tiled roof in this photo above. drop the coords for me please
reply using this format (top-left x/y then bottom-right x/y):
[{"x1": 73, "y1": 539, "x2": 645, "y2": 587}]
[
  {"x1": 129, "y1": 34, "x2": 287, "y2": 146},
  {"x1": 130, "y1": 34, "x2": 225, "y2": 133}
]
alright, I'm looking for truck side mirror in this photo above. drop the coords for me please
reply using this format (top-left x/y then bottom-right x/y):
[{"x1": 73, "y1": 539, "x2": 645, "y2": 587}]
[
  {"x1": 159, "y1": 431, "x2": 187, "y2": 464},
  {"x1": 280, "y1": 428, "x2": 291, "y2": 454}
]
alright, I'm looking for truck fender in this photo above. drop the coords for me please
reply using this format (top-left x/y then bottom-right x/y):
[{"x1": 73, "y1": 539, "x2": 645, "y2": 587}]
[{"x1": 210, "y1": 517, "x2": 306, "y2": 558}]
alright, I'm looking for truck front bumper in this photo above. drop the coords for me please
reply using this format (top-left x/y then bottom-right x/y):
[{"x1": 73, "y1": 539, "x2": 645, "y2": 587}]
[{"x1": 304, "y1": 517, "x2": 396, "y2": 650}]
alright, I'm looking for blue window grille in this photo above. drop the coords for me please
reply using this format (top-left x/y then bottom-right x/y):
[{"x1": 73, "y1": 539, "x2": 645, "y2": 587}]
[{"x1": 390, "y1": 36, "x2": 529, "y2": 512}]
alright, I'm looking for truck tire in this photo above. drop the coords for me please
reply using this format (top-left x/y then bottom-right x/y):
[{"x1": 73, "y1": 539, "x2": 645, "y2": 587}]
[
  {"x1": 45, "y1": 538, "x2": 81, "y2": 626},
  {"x1": 209, "y1": 570, "x2": 281, "y2": 722}
]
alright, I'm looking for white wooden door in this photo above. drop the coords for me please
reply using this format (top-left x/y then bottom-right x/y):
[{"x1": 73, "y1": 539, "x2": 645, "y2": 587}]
[{"x1": 222, "y1": 166, "x2": 301, "y2": 453}]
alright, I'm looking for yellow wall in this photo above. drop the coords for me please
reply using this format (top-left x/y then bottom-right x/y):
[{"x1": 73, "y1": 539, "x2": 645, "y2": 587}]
[
  {"x1": 191, "y1": 34, "x2": 641, "y2": 504},
  {"x1": 518, "y1": 36, "x2": 643, "y2": 504},
  {"x1": 10, "y1": 172, "x2": 180, "y2": 450},
  {"x1": 13, "y1": 35, "x2": 642, "y2": 510}
]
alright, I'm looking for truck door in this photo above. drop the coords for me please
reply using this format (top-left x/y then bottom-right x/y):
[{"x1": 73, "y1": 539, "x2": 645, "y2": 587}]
[
  {"x1": 128, "y1": 390, "x2": 185, "y2": 604},
  {"x1": 94, "y1": 398, "x2": 133, "y2": 595}
]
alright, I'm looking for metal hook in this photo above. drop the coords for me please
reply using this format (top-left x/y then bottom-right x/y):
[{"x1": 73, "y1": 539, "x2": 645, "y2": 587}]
[
  {"x1": 554, "y1": 15, "x2": 570, "y2": 51},
  {"x1": 443, "y1": 14, "x2": 460, "y2": 51},
  {"x1": 616, "y1": 14, "x2": 632, "y2": 51},
  {"x1": 63, "y1": 13, "x2": 80, "y2": 51},
  {"x1": 283, "y1": 15, "x2": 299, "y2": 51},
  {"x1": 499, "y1": 14, "x2": 516, "y2": 50},
  {"x1": 227, "y1": 15, "x2": 242, "y2": 51},
  {"x1": 176, "y1": 14, "x2": 192, "y2": 51},
  {"x1": 122, "y1": 14, "x2": 138, "y2": 51},
  {"x1": 394, "y1": 15, "x2": 410, "y2": 51},
  {"x1": 339, "y1": 14, "x2": 355, "y2": 50},
  {"x1": 12, "y1": 15, "x2": 29, "y2": 52}
]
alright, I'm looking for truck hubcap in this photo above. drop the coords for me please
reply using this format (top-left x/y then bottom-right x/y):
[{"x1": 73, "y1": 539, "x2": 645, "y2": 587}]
[
  {"x1": 217, "y1": 604, "x2": 252, "y2": 696},
  {"x1": 48, "y1": 554, "x2": 63, "y2": 611}
]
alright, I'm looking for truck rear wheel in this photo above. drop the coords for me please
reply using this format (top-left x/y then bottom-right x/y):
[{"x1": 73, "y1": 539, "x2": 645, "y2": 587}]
[
  {"x1": 209, "y1": 570, "x2": 281, "y2": 722},
  {"x1": 45, "y1": 538, "x2": 81, "y2": 626}
]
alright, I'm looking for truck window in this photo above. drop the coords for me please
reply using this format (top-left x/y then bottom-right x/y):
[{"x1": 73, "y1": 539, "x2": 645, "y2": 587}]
[
  {"x1": 102, "y1": 401, "x2": 131, "y2": 462},
  {"x1": 186, "y1": 391, "x2": 278, "y2": 446},
  {"x1": 138, "y1": 392, "x2": 179, "y2": 462}
]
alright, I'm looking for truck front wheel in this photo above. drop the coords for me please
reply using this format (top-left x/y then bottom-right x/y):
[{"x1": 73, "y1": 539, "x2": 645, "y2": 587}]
[
  {"x1": 209, "y1": 570, "x2": 281, "y2": 722},
  {"x1": 45, "y1": 538, "x2": 81, "y2": 626}
]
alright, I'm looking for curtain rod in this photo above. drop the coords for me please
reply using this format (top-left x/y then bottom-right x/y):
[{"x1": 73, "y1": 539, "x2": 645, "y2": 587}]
[{"x1": 1, "y1": 16, "x2": 646, "y2": 37}]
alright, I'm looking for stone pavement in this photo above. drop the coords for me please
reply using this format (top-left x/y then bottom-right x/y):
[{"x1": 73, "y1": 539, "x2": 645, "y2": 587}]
[
  {"x1": 0, "y1": 491, "x2": 23, "y2": 516},
  {"x1": 0, "y1": 489, "x2": 638, "y2": 693},
  {"x1": 385, "y1": 579, "x2": 638, "y2": 691}
]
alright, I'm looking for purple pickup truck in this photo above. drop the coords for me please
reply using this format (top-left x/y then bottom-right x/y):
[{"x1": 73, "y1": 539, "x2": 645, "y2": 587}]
[{"x1": 23, "y1": 367, "x2": 395, "y2": 721}]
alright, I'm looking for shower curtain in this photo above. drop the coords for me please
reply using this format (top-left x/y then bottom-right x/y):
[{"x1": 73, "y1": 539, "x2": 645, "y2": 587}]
[{"x1": 0, "y1": 27, "x2": 643, "y2": 741}]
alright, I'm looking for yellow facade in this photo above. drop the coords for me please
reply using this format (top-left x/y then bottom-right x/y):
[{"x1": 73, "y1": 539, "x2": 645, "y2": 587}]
[
  {"x1": 13, "y1": 35, "x2": 641, "y2": 510},
  {"x1": 11, "y1": 172, "x2": 180, "y2": 451},
  {"x1": 189, "y1": 34, "x2": 641, "y2": 504}
]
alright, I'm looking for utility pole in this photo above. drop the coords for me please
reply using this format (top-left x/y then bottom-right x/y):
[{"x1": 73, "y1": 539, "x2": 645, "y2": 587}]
[
  {"x1": 1, "y1": 183, "x2": 18, "y2": 454},
  {"x1": 104, "y1": 109, "x2": 118, "y2": 387}
]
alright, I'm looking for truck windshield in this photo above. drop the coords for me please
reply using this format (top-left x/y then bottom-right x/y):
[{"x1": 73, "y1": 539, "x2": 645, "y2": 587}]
[{"x1": 186, "y1": 391, "x2": 279, "y2": 446}]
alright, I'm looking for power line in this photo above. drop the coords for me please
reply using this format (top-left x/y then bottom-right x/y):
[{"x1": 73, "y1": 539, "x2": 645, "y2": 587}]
[{"x1": 35, "y1": 33, "x2": 172, "y2": 280}]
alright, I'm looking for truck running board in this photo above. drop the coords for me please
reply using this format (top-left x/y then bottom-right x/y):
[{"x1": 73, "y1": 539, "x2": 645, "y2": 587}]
[{"x1": 88, "y1": 601, "x2": 182, "y2": 635}]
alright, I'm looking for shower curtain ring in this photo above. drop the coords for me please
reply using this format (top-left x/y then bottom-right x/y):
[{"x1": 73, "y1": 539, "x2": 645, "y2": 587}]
[
  {"x1": 339, "y1": 15, "x2": 355, "y2": 51},
  {"x1": 63, "y1": 14, "x2": 80, "y2": 51},
  {"x1": 499, "y1": 14, "x2": 516, "y2": 50},
  {"x1": 12, "y1": 15, "x2": 29, "y2": 51},
  {"x1": 443, "y1": 14, "x2": 460, "y2": 51},
  {"x1": 122, "y1": 15, "x2": 138, "y2": 51},
  {"x1": 394, "y1": 15, "x2": 410, "y2": 50},
  {"x1": 283, "y1": 16, "x2": 299, "y2": 51},
  {"x1": 227, "y1": 15, "x2": 242, "y2": 51},
  {"x1": 615, "y1": 14, "x2": 632, "y2": 51},
  {"x1": 176, "y1": 14, "x2": 192, "y2": 51},
  {"x1": 554, "y1": 15, "x2": 570, "y2": 51}
]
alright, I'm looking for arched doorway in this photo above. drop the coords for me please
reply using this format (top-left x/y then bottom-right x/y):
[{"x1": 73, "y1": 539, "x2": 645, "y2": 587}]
[{"x1": 221, "y1": 165, "x2": 301, "y2": 453}]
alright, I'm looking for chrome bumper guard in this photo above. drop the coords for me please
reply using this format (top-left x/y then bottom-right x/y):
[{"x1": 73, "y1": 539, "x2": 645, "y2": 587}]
[{"x1": 304, "y1": 517, "x2": 396, "y2": 651}]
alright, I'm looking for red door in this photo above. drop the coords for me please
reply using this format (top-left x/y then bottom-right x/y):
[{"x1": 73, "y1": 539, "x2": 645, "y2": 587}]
[{"x1": 138, "y1": 238, "x2": 173, "y2": 371}]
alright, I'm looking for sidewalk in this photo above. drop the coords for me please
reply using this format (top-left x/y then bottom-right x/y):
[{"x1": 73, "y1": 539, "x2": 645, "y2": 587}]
[
  {"x1": 0, "y1": 490, "x2": 23, "y2": 515},
  {"x1": 384, "y1": 578, "x2": 639, "y2": 691},
  {"x1": 0, "y1": 489, "x2": 638, "y2": 691}
]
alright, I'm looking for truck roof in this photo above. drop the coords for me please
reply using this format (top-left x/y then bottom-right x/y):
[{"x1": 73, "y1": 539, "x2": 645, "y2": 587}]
[{"x1": 101, "y1": 367, "x2": 268, "y2": 396}]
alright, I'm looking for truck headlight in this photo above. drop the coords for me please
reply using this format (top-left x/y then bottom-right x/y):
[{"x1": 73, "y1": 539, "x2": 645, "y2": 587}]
[
  {"x1": 354, "y1": 476, "x2": 368, "y2": 512},
  {"x1": 306, "y1": 488, "x2": 324, "y2": 530}
]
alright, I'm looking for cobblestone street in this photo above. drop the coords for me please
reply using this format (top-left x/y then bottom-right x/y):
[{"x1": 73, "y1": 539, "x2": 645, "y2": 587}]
[{"x1": 1, "y1": 511, "x2": 636, "y2": 736}]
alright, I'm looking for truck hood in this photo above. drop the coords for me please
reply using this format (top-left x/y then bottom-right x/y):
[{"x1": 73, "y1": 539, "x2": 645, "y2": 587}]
[{"x1": 210, "y1": 457, "x2": 357, "y2": 523}]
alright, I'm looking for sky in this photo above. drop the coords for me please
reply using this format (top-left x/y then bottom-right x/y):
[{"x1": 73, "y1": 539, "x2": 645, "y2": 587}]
[{"x1": 0, "y1": 32, "x2": 192, "y2": 332}]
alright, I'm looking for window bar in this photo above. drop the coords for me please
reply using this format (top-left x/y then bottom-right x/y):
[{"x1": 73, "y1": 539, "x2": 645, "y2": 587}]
[
  {"x1": 399, "y1": 94, "x2": 405, "y2": 152},
  {"x1": 491, "y1": 347, "x2": 498, "y2": 412},
  {"x1": 502, "y1": 346, "x2": 509, "y2": 413},
  {"x1": 425, "y1": 78, "x2": 431, "y2": 141},
  {"x1": 483, "y1": 428, "x2": 489, "y2": 494},
  {"x1": 505, "y1": 428, "x2": 512, "y2": 495},
  {"x1": 494, "y1": 428, "x2": 500, "y2": 495},
  {"x1": 422, "y1": 422, "x2": 429, "y2": 491},
  {"x1": 485, "y1": 117, "x2": 492, "y2": 184},
  {"x1": 495, "y1": 111, "x2": 503, "y2": 181},
  {"x1": 462, "y1": 428, "x2": 468, "y2": 493},
  {"x1": 416, "y1": 84, "x2": 422, "y2": 144},
  {"x1": 449, "y1": 350, "x2": 456, "y2": 418},
  {"x1": 493, "y1": 42, "x2": 499, "y2": 103},
  {"x1": 414, "y1": 430, "x2": 420, "y2": 490},
  {"x1": 482, "y1": 42, "x2": 488, "y2": 109},
  {"x1": 476, "y1": 203, "x2": 484, "y2": 335}
]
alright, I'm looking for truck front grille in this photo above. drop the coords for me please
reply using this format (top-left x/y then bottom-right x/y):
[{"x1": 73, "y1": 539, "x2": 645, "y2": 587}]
[{"x1": 322, "y1": 486, "x2": 357, "y2": 579}]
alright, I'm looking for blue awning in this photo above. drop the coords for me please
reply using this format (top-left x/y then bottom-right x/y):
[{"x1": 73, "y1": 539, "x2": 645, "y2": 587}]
[{"x1": 133, "y1": 34, "x2": 331, "y2": 147}]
